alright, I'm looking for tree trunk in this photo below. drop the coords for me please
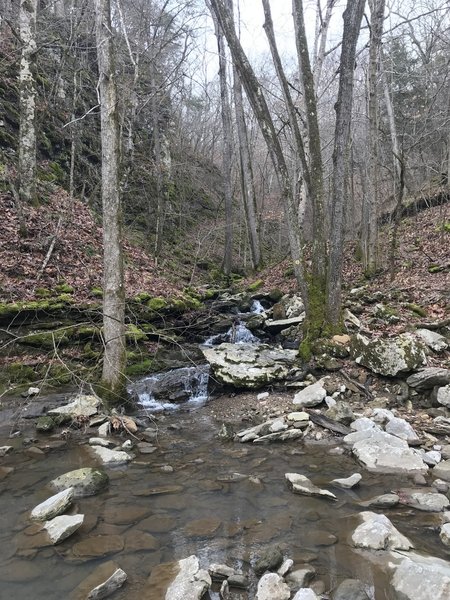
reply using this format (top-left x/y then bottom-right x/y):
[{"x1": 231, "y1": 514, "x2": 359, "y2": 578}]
[
  {"x1": 326, "y1": 0, "x2": 366, "y2": 326},
  {"x1": 94, "y1": 0, "x2": 127, "y2": 406},
  {"x1": 18, "y1": 0, "x2": 37, "y2": 205},
  {"x1": 361, "y1": 0, "x2": 385, "y2": 276}
]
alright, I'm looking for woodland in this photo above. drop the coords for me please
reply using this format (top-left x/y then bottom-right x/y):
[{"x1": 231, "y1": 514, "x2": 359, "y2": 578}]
[{"x1": 0, "y1": 0, "x2": 449, "y2": 398}]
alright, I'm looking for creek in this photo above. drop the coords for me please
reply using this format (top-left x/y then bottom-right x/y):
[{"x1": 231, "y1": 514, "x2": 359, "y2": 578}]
[{"x1": 0, "y1": 393, "x2": 448, "y2": 599}]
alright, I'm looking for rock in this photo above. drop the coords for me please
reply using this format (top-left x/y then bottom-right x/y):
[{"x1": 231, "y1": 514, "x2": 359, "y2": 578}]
[
  {"x1": 208, "y1": 563, "x2": 235, "y2": 581},
  {"x1": 253, "y1": 430, "x2": 303, "y2": 443},
  {"x1": 397, "y1": 488, "x2": 449, "y2": 511},
  {"x1": 0, "y1": 466, "x2": 14, "y2": 481},
  {"x1": 422, "y1": 450, "x2": 441, "y2": 465},
  {"x1": 331, "y1": 473, "x2": 362, "y2": 489},
  {"x1": 254, "y1": 545, "x2": 284, "y2": 574},
  {"x1": 287, "y1": 412, "x2": 310, "y2": 423},
  {"x1": 440, "y1": 523, "x2": 450, "y2": 546},
  {"x1": 385, "y1": 417, "x2": 420, "y2": 444},
  {"x1": 293, "y1": 379, "x2": 328, "y2": 408},
  {"x1": 351, "y1": 511, "x2": 412, "y2": 550},
  {"x1": 220, "y1": 579, "x2": 230, "y2": 599},
  {"x1": 351, "y1": 333, "x2": 426, "y2": 376},
  {"x1": 72, "y1": 561, "x2": 126, "y2": 600},
  {"x1": 255, "y1": 573, "x2": 290, "y2": 600},
  {"x1": 348, "y1": 429, "x2": 428, "y2": 475},
  {"x1": 183, "y1": 518, "x2": 222, "y2": 538},
  {"x1": 437, "y1": 385, "x2": 450, "y2": 408},
  {"x1": 131, "y1": 365, "x2": 210, "y2": 403},
  {"x1": 433, "y1": 479, "x2": 449, "y2": 493},
  {"x1": 44, "y1": 514, "x2": 84, "y2": 544},
  {"x1": 390, "y1": 551, "x2": 450, "y2": 599},
  {"x1": 285, "y1": 473, "x2": 336, "y2": 500},
  {"x1": 85, "y1": 567, "x2": 127, "y2": 599},
  {"x1": 26, "y1": 386, "x2": 40, "y2": 397},
  {"x1": 228, "y1": 574, "x2": 249, "y2": 589},
  {"x1": 333, "y1": 579, "x2": 370, "y2": 600},
  {"x1": 326, "y1": 402, "x2": 354, "y2": 425},
  {"x1": 141, "y1": 428, "x2": 158, "y2": 442},
  {"x1": 36, "y1": 416, "x2": 56, "y2": 432},
  {"x1": 343, "y1": 308, "x2": 361, "y2": 328},
  {"x1": 98, "y1": 422, "x2": 110, "y2": 437},
  {"x1": 371, "y1": 408, "x2": 395, "y2": 424},
  {"x1": 265, "y1": 316, "x2": 305, "y2": 333},
  {"x1": 137, "y1": 443, "x2": 157, "y2": 454},
  {"x1": 124, "y1": 531, "x2": 159, "y2": 552},
  {"x1": 201, "y1": 343, "x2": 298, "y2": 389},
  {"x1": 31, "y1": 487, "x2": 74, "y2": 521},
  {"x1": 361, "y1": 493, "x2": 400, "y2": 508},
  {"x1": 406, "y1": 368, "x2": 450, "y2": 391},
  {"x1": 48, "y1": 394, "x2": 100, "y2": 418},
  {"x1": 415, "y1": 329, "x2": 448, "y2": 352},
  {"x1": 433, "y1": 460, "x2": 450, "y2": 482},
  {"x1": 285, "y1": 567, "x2": 316, "y2": 590},
  {"x1": 50, "y1": 468, "x2": 109, "y2": 497},
  {"x1": 71, "y1": 535, "x2": 124, "y2": 559},
  {"x1": 277, "y1": 559, "x2": 293, "y2": 577},
  {"x1": 0, "y1": 446, "x2": 13, "y2": 456},
  {"x1": 350, "y1": 417, "x2": 379, "y2": 432},
  {"x1": 89, "y1": 446, "x2": 133, "y2": 465},
  {"x1": 147, "y1": 555, "x2": 211, "y2": 600},
  {"x1": 292, "y1": 590, "x2": 319, "y2": 600},
  {"x1": 89, "y1": 437, "x2": 114, "y2": 448}
]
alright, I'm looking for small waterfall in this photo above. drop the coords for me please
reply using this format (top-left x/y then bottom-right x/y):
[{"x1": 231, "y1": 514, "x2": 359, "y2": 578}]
[
  {"x1": 250, "y1": 299, "x2": 266, "y2": 314},
  {"x1": 130, "y1": 365, "x2": 210, "y2": 412},
  {"x1": 203, "y1": 321, "x2": 259, "y2": 346}
]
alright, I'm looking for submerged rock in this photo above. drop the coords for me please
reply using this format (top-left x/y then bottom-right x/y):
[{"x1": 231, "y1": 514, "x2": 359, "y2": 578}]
[
  {"x1": 333, "y1": 579, "x2": 370, "y2": 600},
  {"x1": 73, "y1": 561, "x2": 127, "y2": 600},
  {"x1": 44, "y1": 514, "x2": 84, "y2": 544},
  {"x1": 146, "y1": 555, "x2": 211, "y2": 600},
  {"x1": 351, "y1": 333, "x2": 426, "y2": 376},
  {"x1": 201, "y1": 343, "x2": 298, "y2": 389},
  {"x1": 254, "y1": 545, "x2": 284, "y2": 575}
]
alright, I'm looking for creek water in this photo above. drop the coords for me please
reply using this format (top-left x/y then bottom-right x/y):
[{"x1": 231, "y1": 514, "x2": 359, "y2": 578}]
[{"x1": 0, "y1": 398, "x2": 449, "y2": 600}]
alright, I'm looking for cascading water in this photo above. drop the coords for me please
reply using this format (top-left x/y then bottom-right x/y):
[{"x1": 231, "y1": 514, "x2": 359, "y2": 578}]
[{"x1": 250, "y1": 299, "x2": 266, "y2": 314}]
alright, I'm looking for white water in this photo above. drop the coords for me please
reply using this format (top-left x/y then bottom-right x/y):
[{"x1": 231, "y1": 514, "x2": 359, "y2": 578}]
[{"x1": 250, "y1": 299, "x2": 266, "y2": 314}]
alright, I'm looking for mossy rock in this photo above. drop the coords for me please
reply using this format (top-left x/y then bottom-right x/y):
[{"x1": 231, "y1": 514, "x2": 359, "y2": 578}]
[
  {"x1": 133, "y1": 292, "x2": 152, "y2": 304},
  {"x1": 56, "y1": 294, "x2": 74, "y2": 304},
  {"x1": 45, "y1": 363, "x2": 72, "y2": 385},
  {"x1": 126, "y1": 324, "x2": 147, "y2": 343},
  {"x1": 2, "y1": 363, "x2": 36, "y2": 384},
  {"x1": 55, "y1": 282, "x2": 74, "y2": 294},
  {"x1": 268, "y1": 289, "x2": 283, "y2": 302},
  {"x1": 91, "y1": 287, "x2": 103, "y2": 298},
  {"x1": 18, "y1": 329, "x2": 69, "y2": 349},
  {"x1": 126, "y1": 359, "x2": 153, "y2": 377},
  {"x1": 73, "y1": 326, "x2": 101, "y2": 341},
  {"x1": 247, "y1": 279, "x2": 264, "y2": 292},
  {"x1": 405, "y1": 303, "x2": 427, "y2": 318},
  {"x1": 35, "y1": 288, "x2": 52, "y2": 298},
  {"x1": 311, "y1": 338, "x2": 350, "y2": 359},
  {"x1": 146, "y1": 297, "x2": 168, "y2": 312},
  {"x1": 36, "y1": 416, "x2": 57, "y2": 433}
]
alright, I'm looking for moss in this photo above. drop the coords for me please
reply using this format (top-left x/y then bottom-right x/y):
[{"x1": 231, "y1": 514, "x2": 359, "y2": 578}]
[
  {"x1": 125, "y1": 359, "x2": 153, "y2": 377},
  {"x1": 46, "y1": 363, "x2": 72, "y2": 385},
  {"x1": 405, "y1": 303, "x2": 427, "y2": 318},
  {"x1": 35, "y1": 288, "x2": 51, "y2": 298},
  {"x1": 126, "y1": 324, "x2": 147, "y2": 343},
  {"x1": 268, "y1": 289, "x2": 283, "y2": 302},
  {"x1": 36, "y1": 416, "x2": 56, "y2": 432},
  {"x1": 81, "y1": 342, "x2": 101, "y2": 360},
  {"x1": 94, "y1": 377, "x2": 131, "y2": 410},
  {"x1": 18, "y1": 329, "x2": 69, "y2": 349},
  {"x1": 74, "y1": 326, "x2": 101, "y2": 341},
  {"x1": 147, "y1": 297, "x2": 168, "y2": 312},
  {"x1": 133, "y1": 292, "x2": 152, "y2": 304},
  {"x1": 55, "y1": 282, "x2": 74, "y2": 294},
  {"x1": 56, "y1": 294, "x2": 74, "y2": 304},
  {"x1": 91, "y1": 287, "x2": 103, "y2": 298},
  {"x1": 247, "y1": 279, "x2": 264, "y2": 292},
  {"x1": 2, "y1": 363, "x2": 36, "y2": 384}
]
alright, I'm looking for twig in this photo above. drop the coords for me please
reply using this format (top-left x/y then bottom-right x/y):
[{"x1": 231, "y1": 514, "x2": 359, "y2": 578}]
[{"x1": 36, "y1": 215, "x2": 63, "y2": 281}]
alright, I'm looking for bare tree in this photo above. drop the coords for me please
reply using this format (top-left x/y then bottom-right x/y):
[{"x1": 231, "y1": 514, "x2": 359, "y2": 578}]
[{"x1": 94, "y1": 0, "x2": 127, "y2": 405}]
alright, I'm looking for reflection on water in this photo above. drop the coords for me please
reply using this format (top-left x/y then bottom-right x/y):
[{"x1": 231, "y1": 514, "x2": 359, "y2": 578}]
[{"x1": 0, "y1": 406, "x2": 449, "y2": 599}]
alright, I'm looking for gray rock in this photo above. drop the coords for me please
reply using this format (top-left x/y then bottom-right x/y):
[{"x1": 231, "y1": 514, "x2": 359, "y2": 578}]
[
  {"x1": 350, "y1": 417, "x2": 379, "y2": 432},
  {"x1": 371, "y1": 408, "x2": 395, "y2": 424},
  {"x1": 208, "y1": 563, "x2": 235, "y2": 581},
  {"x1": 351, "y1": 333, "x2": 426, "y2": 376},
  {"x1": 254, "y1": 545, "x2": 284, "y2": 575},
  {"x1": 227, "y1": 574, "x2": 249, "y2": 589},
  {"x1": 255, "y1": 573, "x2": 290, "y2": 600},
  {"x1": 361, "y1": 493, "x2": 400, "y2": 508},
  {"x1": 277, "y1": 559, "x2": 293, "y2": 577},
  {"x1": 440, "y1": 523, "x2": 450, "y2": 546},
  {"x1": 48, "y1": 394, "x2": 100, "y2": 418},
  {"x1": 437, "y1": 385, "x2": 450, "y2": 408},
  {"x1": 86, "y1": 567, "x2": 127, "y2": 600},
  {"x1": 202, "y1": 343, "x2": 298, "y2": 389},
  {"x1": 385, "y1": 417, "x2": 420, "y2": 444},
  {"x1": 333, "y1": 579, "x2": 370, "y2": 600},
  {"x1": 254, "y1": 430, "x2": 303, "y2": 443},
  {"x1": 265, "y1": 316, "x2": 305, "y2": 333},
  {"x1": 50, "y1": 468, "x2": 109, "y2": 497},
  {"x1": 433, "y1": 479, "x2": 449, "y2": 493},
  {"x1": 351, "y1": 511, "x2": 412, "y2": 550},
  {"x1": 287, "y1": 412, "x2": 310, "y2": 423},
  {"x1": 286, "y1": 567, "x2": 316, "y2": 590},
  {"x1": 285, "y1": 473, "x2": 336, "y2": 500},
  {"x1": 422, "y1": 450, "x2": 441, "y2": 465},
  {"x1": 433, "y1": 459, "x2": 450, "y2": 482},
  {"x1": 397, "y1": 488, "x2": 449, "y2": 511},
  {"x1": 415, "y1": 329, "x2": 448, "y2": 352},
  {"x1": 326, "y1": 402, "x2": 354, "y2": 425},
  {"x1": 331, "y1": 473, "x2": 362, "y2": 489},
  {"x1": 390, "y1": 551, "x2": 450, "y2": 599},
  {"x1": 293, "y1": 379, "x2": 328, "y2": 408},
  {"x1": 44, "y1": 514, "x2": 84, "y2": 544},
  {"x1": 147, "y1": 555, "x2": 211, "y2": 600},
  {"x1": 292, "y1": 590, "x2": 319, "y2": 600},
  {"x1": 31, "y1": 487, "x2": 74, "y2": 521},
  {"x1": 0, "y1": 446, "x2": 13, "y2": 456},
  {"x1": 89, "y1": 437, "x2": 114, "y2": 448},
  {"x1": 406, "y1": 368, "x2": 450, "y2": 390},
  {"x1": 89, "y1": 446, "x2": 133, "y2": 465}
]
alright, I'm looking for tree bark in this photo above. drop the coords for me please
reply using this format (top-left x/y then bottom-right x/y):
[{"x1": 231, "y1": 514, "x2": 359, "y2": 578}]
[
  {"x1": 327, "y1": 0, "x2": 366, "y2": 326},
  {"x1": 18, "y1": 0, "x2": 37, "y2": 205},
  {"x1": 94, "y1": 0, "x2": 127, "y2": 406}
]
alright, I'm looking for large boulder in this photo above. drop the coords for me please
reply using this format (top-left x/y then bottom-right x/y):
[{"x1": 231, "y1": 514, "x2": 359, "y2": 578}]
[
  {"x1": 406, "y1": 368, "x2": 450, "y2": 391},
  {"x1": 351, "y1": 512, "x2": 412, "y2": 551},
  {"x1": 351, "y1": 333, "x2": 426, "y2": 376},
  {"x1": 201, "y1": 343, "x2": 297, "y2": 389},
  {"x1": 390, "y1": 552, "x2": 450, "y2": 600}
]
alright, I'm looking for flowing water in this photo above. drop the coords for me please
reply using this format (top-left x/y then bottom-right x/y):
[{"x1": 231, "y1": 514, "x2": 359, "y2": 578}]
[{"x1": 0, "y1": 397, "x2": 449, "y2": 600}]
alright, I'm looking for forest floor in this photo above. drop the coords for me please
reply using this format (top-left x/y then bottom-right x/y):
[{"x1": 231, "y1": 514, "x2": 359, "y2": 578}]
[{"x1": 0, "y1": 184, "x2": 449, "y2": 325}]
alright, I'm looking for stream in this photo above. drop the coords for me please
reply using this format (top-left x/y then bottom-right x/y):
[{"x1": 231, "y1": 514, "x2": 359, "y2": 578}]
[{"x1": 0, "y1": 395, "x2": 449, "y2": 599}]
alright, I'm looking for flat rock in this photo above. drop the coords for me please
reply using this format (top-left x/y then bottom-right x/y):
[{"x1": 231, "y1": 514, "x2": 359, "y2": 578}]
[
  {"x1": 390, "y1": 551, "x2": 450, "y2": 599},
  {"x1": 44, "y1": 514, "x2": 84, "y2": 544},
  {"x1": 415, "y1": 329, "x2": 448, "y2": 352},
  {"x1": 406, "y1": 368, "x2": 450, "y2": 390},
  {"x1": 103, "y1": 503, "x2": 151, "y2": 525},
  {"x1": 50, "y1": 468, "x2": 109, "y2": 497},
  {"x1": 48, "y1": 394, "x2": 100, "y2": 418},
  {"x1": 333, "y1": 579, "x2": 370, "y2": 600},
  {"x1": 351, "y1": 333, "x2": 426, "y2": 376},
  {"x1": 124, "y1": 531, "x2": 160, "y2": 552},
  {"x1": 74, "y1": 561, "x2": 127, "y2": 600},
  {"x1": 285, "y1": 473, "x2": 336, "y2": 500},
  {"x1": 293, "y1": 379, "x2": 327, "y2": 408},
  {"x1": 331, "y1": 473, "x2": 362, "y2": 489},
  {"x1": 31, "y1": 487, "x2": 74, "y2": 521},
  {"x1": 71, "y1": 535, "x2": 124, "y2": 560},
  {"x1": 146, "y1": 555, "x2": 211, "y2": 600},
  {"x1": 183, "y1": 518, "x2": 222, "y2": 538},
  {"x1": 137, "y1": 442, "x2": 157, "y2": 454},
  {"x1": 201, "y1": 343, "x2": 298, "y2": 389},
  {"x1": 351, "y1": 511, "x2": 412, "y2": 550},
  {"x1": 255, "y1": 573, "x2": 290, "y2": 600},
  {"x1": 361, "y1": 493, "x2": 400, "y2": 508},
  {"x1": 254, "y1": 430, "x2": 303, "y2": 443},
  {"x1": 397, "y1": 488, "x2": 449, "y2": 512},
  {"x1": 433, "y1": 459, "x2": 450, "y2": 482},
  {"x1": 265, "y1": 316, "x2": 305, "y2": 333},
  {"x1": 287, "y1": 412, "x2": 309, "y2": 422},
  {"x1": 89, "y1": 446, "x2": 133, "y2": 465},
  {"x1": 208, "y1": 563, "x2": 235, "y2": 581},
  {"x1": 89, "y1": 437, "x2": 115, "y2": 448}
]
